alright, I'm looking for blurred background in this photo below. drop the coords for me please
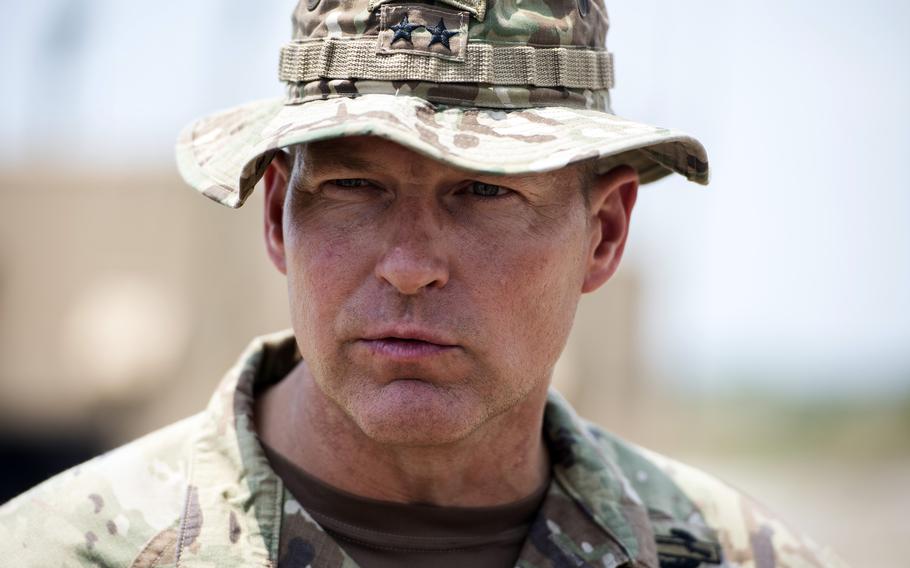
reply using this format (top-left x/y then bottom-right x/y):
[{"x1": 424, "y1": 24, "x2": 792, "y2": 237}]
[{"x1": 1, "y1": 0, "x2": 907, "y2": 565}]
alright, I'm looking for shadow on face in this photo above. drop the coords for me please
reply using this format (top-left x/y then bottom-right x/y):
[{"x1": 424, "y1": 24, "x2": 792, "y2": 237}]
[{"x1": 260, "y1": 136, "x2": 638, "y2": 445}]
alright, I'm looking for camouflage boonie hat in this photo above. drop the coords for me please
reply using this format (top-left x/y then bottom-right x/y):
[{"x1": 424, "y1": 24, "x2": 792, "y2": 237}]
[{"x1": 176, "y1": 0, "x2": 709, "y2": 208}]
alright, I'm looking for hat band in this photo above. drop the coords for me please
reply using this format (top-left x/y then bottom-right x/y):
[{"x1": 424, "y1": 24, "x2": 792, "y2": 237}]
[
  {"x1": 279, "y1": 38, "x2": 614, "y2": 90},
  {"x1": 285, "y1": 79, "x2": 612, "y2": 111}
]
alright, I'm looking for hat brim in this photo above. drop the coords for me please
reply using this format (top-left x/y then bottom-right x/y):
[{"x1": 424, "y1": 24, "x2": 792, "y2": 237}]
[{"x1": 176, "y1": 94, "x2": 709, "y2": 208}]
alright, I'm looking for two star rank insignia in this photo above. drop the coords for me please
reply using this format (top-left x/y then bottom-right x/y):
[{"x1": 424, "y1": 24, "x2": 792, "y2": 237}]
[{"x1": 390, "y1": 13, "x2": 459, "y2": 51}]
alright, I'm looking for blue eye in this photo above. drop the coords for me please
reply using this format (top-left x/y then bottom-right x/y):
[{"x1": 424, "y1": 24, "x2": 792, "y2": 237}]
[{"x1": 471, "y1": 182, "x2": 508, "y2": 197}]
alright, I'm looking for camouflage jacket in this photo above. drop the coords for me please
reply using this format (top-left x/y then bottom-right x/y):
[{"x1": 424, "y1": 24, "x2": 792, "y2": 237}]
[{"x1": 0, "y1": 331, "x2": 846, "y2": 567}]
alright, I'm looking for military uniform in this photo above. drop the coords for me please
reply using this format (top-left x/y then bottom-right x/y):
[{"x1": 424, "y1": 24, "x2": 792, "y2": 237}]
[{"x1": 0, "y1": 331, "x2": 846, "y2": 567}]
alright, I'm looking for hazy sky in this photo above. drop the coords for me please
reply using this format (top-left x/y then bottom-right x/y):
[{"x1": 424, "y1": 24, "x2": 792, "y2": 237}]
[
  {"x1": 610, "y1": 1, "x2": 910, "y2": 394},
  {"x1": 2, "y1": 0, "x2": 908, "y2": 395}
]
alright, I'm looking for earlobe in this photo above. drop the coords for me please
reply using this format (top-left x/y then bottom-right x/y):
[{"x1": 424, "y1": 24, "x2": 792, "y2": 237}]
[
  {"x1": 581, "y1": 165, "x2": 639, "y2": 293},
  {"x1": 263, "y1": 151, "x2": 291, "y2": 275}
]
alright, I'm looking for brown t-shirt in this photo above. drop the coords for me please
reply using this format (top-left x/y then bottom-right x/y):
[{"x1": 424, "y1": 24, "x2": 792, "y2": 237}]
[{"x1": 262, "y1": 443, "x2": 548, "y2": 568}]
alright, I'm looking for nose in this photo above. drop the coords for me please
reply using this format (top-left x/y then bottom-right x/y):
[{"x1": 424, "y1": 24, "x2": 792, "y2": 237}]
[{"x1": 375, "y1": 207, "x2": 449, "y2": 295}]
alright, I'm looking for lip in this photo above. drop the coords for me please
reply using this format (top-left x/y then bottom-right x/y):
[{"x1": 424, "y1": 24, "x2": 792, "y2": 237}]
[
  {"x1": 359, "y1": 325, "x2": 460, "y2": 361},
  {"x1": 361, "y1": 325, "x2": 457, "y2": 347}
]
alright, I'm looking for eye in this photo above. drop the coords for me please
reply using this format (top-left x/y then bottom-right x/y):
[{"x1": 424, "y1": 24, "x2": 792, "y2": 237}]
[
  {"x1": 319, "y1": 178, "x2": 386, "y2": 202},
  {"x1": 469, "y1": 181, "x2": 510, "y2": 198},
  {"x1": 330, "y1": 178, "x2": 372, "y2": 189}
]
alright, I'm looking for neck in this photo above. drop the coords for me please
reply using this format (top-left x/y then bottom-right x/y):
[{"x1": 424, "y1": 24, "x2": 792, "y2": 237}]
[{"x1": 255, "y1": 361, "x2": 551, "y2": 507}]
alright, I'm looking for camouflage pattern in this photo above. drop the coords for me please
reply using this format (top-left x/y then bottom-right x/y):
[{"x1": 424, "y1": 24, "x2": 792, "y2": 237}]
[
  {"x1": 0, "y1": 331, "x2": 847, "y2": 568},
  {"x1": 175, "y1": 0, "x2": 709, "y2": 209},
  {"x1": 292, "y1": 0, "x2": 607, "y2": 47},
  {"x1": 178, "y1": 94, "x2": 707, "y2": 209}
]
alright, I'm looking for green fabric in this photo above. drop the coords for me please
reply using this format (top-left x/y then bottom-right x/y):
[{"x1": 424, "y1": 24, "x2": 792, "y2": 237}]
[{"x1": 0, "y1": 331, "x2": 849, "y2": 567}]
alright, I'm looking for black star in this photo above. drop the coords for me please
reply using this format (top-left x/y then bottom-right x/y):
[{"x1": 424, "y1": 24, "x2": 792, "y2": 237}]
[
  {"x1": 390, "y1": 14, "x2": 423, "y2": 44},
  {"x1": 426, "y1": 18, "x2": 459, "y2": 50}
]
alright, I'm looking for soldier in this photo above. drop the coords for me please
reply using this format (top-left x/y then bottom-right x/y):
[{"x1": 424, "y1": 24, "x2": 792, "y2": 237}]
[{"x1": 1, "y1": 0, "x2": 847, "y2": 567}]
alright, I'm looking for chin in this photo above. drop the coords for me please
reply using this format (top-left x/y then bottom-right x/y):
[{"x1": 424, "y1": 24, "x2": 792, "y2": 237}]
[{"x1": 348, "y1": 379, "x2": 484, "y2": 447}]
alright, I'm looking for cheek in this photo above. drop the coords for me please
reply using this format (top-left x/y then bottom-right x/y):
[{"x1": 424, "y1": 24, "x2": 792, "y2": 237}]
[
  {"x1": 283, "y1": 217, "x2": 371, "y2": 351},
  {"x1": 466, "y1": 225, "x2": 586, "y2": 374}
]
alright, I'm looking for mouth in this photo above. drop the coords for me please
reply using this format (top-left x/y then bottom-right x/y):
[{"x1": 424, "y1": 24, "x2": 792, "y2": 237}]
[{"x1": 359, "y1": 327, "x2": 460, "y2": 361}]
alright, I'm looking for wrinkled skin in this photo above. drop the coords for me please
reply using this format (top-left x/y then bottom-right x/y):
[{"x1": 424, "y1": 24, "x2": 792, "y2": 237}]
[
  {"x1": 254, "y1": 136, "x2": 637, "y2": 506},
  {"x1": 262, "y1": 137, "x2": 637, "y2": 450}
]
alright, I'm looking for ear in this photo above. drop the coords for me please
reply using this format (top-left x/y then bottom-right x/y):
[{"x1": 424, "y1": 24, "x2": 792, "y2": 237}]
[
  {"x1": 263, "y1": 151, "x2": 292, "y2": 275},
  {"x1": 581, "y1": 165, "x2": 639, "y2": 293}
]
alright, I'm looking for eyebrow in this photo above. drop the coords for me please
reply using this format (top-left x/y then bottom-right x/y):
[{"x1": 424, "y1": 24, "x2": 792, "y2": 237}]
[
  {"x1": 296, "y1": 148, "x2": 383, "y2": 193},
  {"x1": 306, "y1": 147, "x2": 383, "y2": 175}
]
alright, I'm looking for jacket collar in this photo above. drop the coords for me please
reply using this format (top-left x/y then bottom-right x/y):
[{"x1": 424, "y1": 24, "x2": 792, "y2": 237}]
[
  {"x1": 542, "y1": 390, "x2": 658, "y2": 567},
  {"x1": 176, "y1": 331, "x2": 658, "y2": 567}
]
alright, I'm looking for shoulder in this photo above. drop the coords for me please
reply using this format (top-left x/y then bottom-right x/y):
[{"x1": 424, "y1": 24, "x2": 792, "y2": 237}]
[
  {"x1": 583, "y1": 422, "x2": 849, "y2": 568},
  {"x1": 0, "y1": 414, "x2": 203, "y2": 567}
]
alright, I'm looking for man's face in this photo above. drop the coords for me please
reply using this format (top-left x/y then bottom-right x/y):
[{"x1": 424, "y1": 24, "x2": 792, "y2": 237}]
[{"x1": 265, "y1": 136, "x2": 635, "y2": 446}]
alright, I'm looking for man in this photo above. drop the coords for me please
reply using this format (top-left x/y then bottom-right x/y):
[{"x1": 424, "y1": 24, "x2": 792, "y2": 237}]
[{"x1": 0, "y1": 0, "x2": 846, "y2": 567}]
